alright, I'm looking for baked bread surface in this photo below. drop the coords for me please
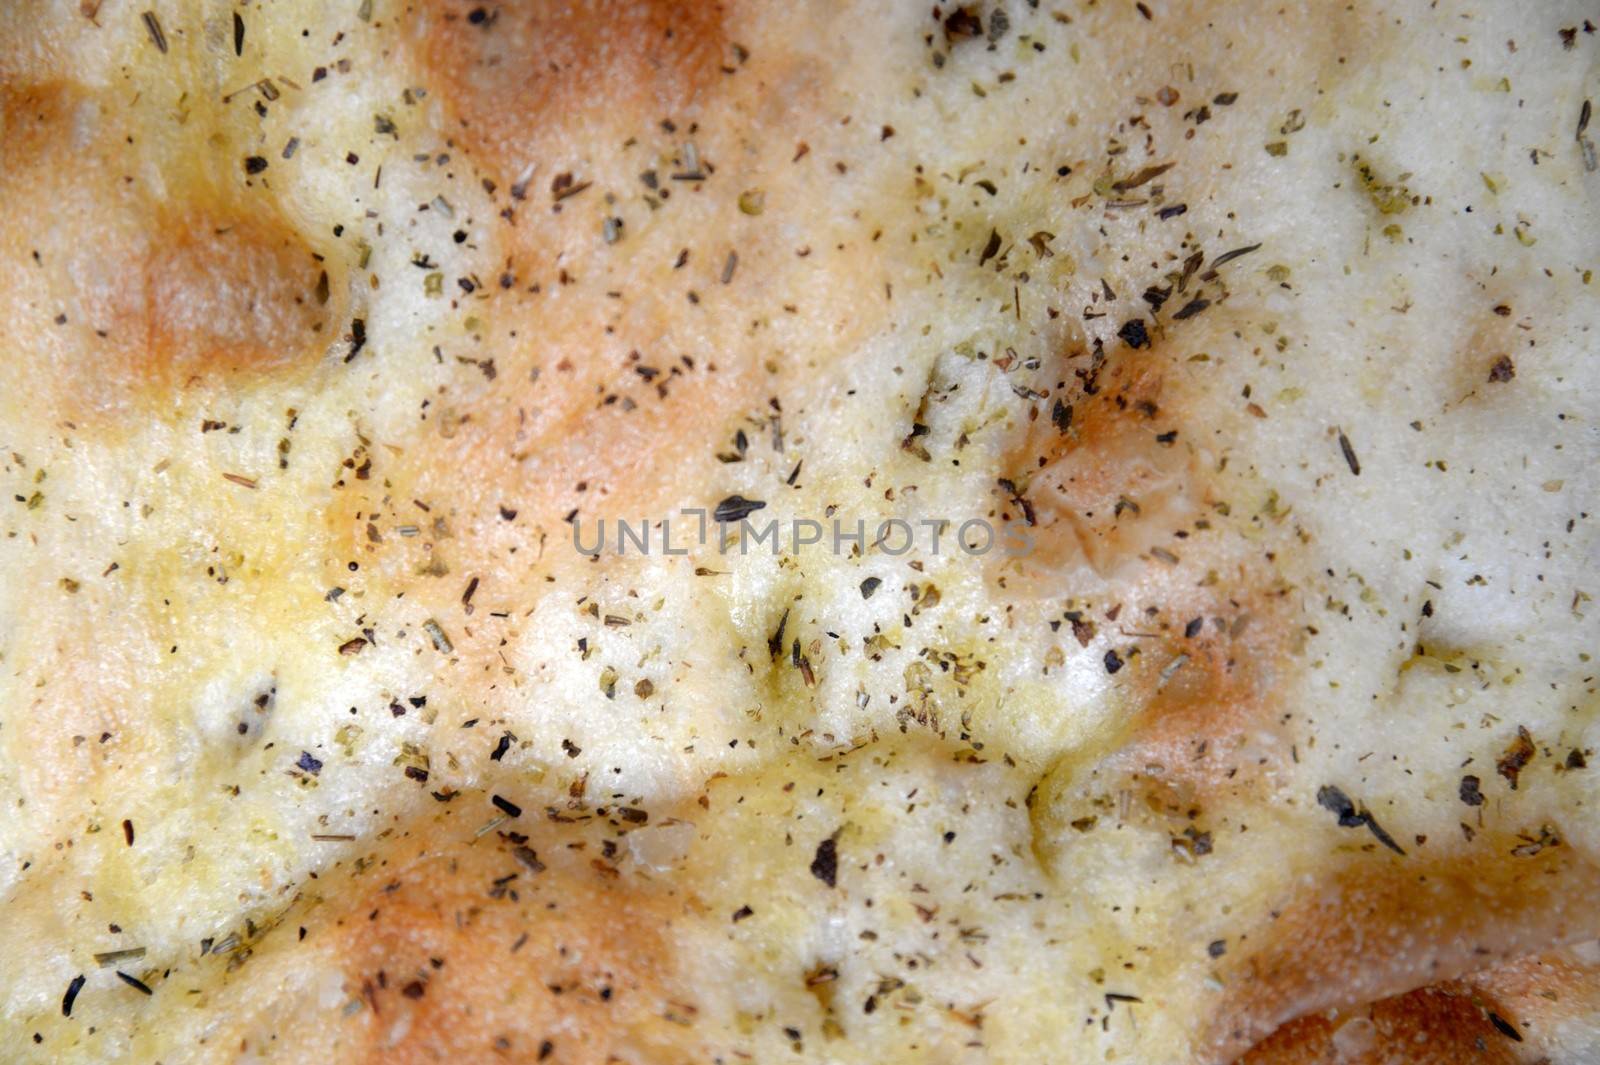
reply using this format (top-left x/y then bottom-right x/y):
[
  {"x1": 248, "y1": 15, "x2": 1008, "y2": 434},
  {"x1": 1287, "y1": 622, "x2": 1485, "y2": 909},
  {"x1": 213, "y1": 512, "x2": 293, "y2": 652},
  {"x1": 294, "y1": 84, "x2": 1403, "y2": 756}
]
[{"x1": 2, "y1": 1, "x2": 1598, "y2": 1061}]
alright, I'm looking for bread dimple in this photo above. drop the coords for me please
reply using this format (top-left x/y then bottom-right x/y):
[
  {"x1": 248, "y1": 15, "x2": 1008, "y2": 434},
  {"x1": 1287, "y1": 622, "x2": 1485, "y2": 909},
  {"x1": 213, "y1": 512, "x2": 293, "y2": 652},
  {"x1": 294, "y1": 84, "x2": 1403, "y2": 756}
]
[
  {"x1": 0, "y1": 83, "x2": 331, "y2": 419},
  {"x1": 413, "y1": 0, "x2": 733, "y2": 185},
  {"x1": 1239, "y1": 942, "x2": 1600, "y2": 1065},
  {"x1": 141, "y1": 806, "x2": 706, "y2": 1065},
  {"x1": 1014, "y1": 341, "x2": 1197, "y2": 580},
  {"x1": 1210, "y1": 841, "x2": 1600, "y2": 1060},
  {"x1": 1237, "y1": 983, "x2": 1526, "y2": 1065},
  {"x1": 324, "y1": 826, "x2": 700, "y2": 1064}
]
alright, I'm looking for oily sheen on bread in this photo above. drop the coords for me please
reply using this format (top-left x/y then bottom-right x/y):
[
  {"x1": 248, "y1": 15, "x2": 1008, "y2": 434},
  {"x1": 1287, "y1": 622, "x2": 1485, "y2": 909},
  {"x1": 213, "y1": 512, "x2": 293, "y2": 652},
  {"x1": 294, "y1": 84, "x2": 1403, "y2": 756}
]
[{"x1": 1, "y1": 1, "x2": 1598, "y2": 1062}]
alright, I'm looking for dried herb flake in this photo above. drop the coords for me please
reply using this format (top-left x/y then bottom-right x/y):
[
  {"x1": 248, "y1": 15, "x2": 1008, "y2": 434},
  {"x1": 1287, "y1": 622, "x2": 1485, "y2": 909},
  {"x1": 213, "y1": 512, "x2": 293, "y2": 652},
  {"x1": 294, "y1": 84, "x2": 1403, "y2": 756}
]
[
  {"x1": 63, "y1": 974, "x2": 86, "y2": 1016},
  {"x1": 714, "y1": 495, "x2": 766, "y2": 523},
  {"x1": 810, "y1": 836, "x2": 838, "y2": 887}
]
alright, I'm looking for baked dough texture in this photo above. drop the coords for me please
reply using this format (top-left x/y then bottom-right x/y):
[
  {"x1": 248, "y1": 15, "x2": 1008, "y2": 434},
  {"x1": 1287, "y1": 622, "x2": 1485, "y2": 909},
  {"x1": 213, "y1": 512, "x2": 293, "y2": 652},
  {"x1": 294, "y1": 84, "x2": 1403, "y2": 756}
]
[{"x1": 1, "y1": 1, "x2": 1597, "y2": 1061}]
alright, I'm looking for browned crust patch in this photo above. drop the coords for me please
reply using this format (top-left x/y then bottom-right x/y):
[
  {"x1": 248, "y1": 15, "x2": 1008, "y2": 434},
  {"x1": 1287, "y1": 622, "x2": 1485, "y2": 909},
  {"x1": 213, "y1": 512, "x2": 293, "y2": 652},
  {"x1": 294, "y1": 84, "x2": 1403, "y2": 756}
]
[
  {"x1": 0, "y1": 83, "x2": 331, "y2": 417},
  {"x1": 1213, "y1": 842, "x2": 1600, "y2": 1061},
  {"x1": 223, "y1": 811, "x2": 709, "y2": 1065},
  {"x1": 413, "y1": 0, "x2": 733, "y2": 182}
]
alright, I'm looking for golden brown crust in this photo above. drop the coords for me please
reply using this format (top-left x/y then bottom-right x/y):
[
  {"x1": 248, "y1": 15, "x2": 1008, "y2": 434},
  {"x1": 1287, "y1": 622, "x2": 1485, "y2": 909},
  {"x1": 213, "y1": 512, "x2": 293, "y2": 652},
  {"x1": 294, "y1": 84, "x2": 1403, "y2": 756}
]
[
  {"x1": 324, "y1": 825, "x2": 700, "y2": 1064},
  {"x1": 414, "y1": 0, "x2": 732, "y2": 184},
  {"x1": 1214, "y1": 844, "x2": 1600, "y2": 1060},
  {"x1": 1241, "y1": 944, "x2": 1600, "y2": 1064},
  {"x1": 0, "y1": 82, "x2": 331, "y2": 418},
  {"x1": 1239, "y1": 984, "x2": 1524, "y2": 1065}
]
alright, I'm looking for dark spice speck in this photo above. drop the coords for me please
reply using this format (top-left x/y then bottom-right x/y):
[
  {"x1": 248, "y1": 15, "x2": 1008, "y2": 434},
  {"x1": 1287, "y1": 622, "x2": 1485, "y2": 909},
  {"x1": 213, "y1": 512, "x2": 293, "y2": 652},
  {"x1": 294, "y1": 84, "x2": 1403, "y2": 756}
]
[
  {"x1": 810, "y1": 836, "x2": 838, "y2": 887},
  {"x1": 714, "y1": 495, "x2": 766, "y2": 523},
  {"x1": 63, "y1": 974, "x2": 86, "y2": 1017},
  {"x1": 1488, "y1": 1012, "x2": 1523, "y2": 1042}
]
